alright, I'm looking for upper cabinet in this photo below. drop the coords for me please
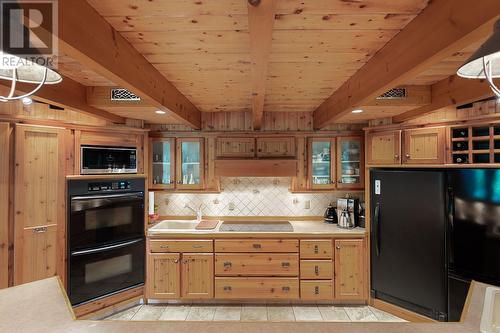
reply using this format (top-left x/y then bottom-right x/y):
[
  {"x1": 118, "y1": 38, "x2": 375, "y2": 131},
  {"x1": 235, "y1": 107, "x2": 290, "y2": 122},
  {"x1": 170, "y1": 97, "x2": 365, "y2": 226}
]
[
  {"x1": 216, "y1": 137, "x2": 255, "y2": 158},
  {"x1": 366, "y1": 127, "x2": 445, "y2": 165},
  {"x1": 366, "y1": 130, "x2": 401, "y2": 165},
  {"x1": 308, "y1": 138, "x2": 336, "y2": 189},
  {"x1": 256, "y1": 137, "x2": 296, "y2": 158},
  {"x1": 337, "y1": 137, "x2": 364, "y2": 190},
  {"x1": 149, "y1": 137, "x2": 205, "y2": 191}
]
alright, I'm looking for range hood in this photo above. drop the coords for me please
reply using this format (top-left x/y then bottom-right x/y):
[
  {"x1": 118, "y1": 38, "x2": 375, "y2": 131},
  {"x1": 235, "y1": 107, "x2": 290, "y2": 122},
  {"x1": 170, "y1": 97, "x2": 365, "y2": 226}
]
[{"x1": 214, "y1": 159, "x2": 297, "y2": 177}]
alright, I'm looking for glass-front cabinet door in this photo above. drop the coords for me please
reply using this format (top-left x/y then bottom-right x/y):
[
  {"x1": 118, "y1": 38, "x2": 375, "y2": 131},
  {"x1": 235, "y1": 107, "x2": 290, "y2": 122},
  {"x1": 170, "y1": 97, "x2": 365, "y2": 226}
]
[
  {"x1": 176, "y1": 138, "x2": 204, "y2": 190},
  {"x1": 309, "y1": 138, "x2": 336, "y2": 189},
  {"x1": 150, "y1": 138, "x2": 175, "y2": 189},
  {"x1": 337, "y1": 136, "x2": 364, "y2": 189}
]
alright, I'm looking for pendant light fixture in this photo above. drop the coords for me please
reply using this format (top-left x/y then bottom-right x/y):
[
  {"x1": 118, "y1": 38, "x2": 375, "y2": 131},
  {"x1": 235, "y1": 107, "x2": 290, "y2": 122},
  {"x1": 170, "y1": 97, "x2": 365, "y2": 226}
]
[
  {"x1": 457, "y1": 20, "x2": 500, "y2": 97},
  {"x1": 0, "y1": 52, "x2": 62, "y2": 102}
]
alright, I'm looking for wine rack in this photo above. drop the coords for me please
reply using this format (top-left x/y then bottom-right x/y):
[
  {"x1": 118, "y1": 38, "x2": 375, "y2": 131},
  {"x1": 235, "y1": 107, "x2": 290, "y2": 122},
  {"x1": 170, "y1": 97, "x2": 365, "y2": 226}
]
[{"x1": 451, "y1": 124, "x2": 500, "y2": 164}]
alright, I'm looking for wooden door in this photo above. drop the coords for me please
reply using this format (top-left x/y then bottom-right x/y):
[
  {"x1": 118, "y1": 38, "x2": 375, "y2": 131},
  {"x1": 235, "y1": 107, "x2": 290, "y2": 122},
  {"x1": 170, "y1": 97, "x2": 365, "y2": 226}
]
[
  {"x1": 334, "y1": 239, "x2": 366, "y2": 301},
  {"x1": 308, "y1": 138, "x2": 336, "y2": 189},
  {"x1": 0, "y1": 123, "x2": 10, "y2": 289},
  {"x1": 181, "y1": 253, "x2": 213, "y2": 299},
  {"x1": 403, "y1": 127, "x2": 445, "y2": 164},
  {"x1": 216, "y1": 137, "x2": 255, "y2": 158},
  {"x1": 14, "y1": 124, "x2": 66, "y2": 285},
  {"x1": 176, "y1": 138, "x2": 204, "y2": 190},
  {"x1": 147, "y1": 253, "x2": 180, "y2": 299},
  {"x1": 256, "y1": 137, "x2": 296, "y2": 157},
  {"x1": 366, "y1": 130, "x2": 401, "y2": 165},
  {"x1": 149, "y1": 138, "x2": 175, "y2": 189},
  {"x1": 337, "y1": 136, "x2": 364, "y2": 189}
]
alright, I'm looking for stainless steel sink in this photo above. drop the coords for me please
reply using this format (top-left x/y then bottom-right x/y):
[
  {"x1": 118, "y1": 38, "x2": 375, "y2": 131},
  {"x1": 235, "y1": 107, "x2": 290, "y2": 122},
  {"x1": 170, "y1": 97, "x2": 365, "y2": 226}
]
[{"x1": 219, "y1": 220, "x2": 293, "y2": 232}]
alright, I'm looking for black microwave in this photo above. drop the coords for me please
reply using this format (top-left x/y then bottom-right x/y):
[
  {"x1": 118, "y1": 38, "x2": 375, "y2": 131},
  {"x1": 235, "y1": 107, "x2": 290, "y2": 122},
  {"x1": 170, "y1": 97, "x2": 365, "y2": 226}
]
[{"x1": 81, "y1": 146, "x2": 137, "y2": 174}]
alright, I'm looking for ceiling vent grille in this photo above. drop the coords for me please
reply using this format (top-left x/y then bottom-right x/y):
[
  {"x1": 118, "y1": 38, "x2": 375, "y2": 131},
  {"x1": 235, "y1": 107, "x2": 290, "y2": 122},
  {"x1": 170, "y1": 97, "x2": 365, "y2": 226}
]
[
  {"x1": 110, "y1": 88, "x2": 141, "y2": 101},
  {"x1": 376, "y1": 88, "x2": 407, "y2": 100}
]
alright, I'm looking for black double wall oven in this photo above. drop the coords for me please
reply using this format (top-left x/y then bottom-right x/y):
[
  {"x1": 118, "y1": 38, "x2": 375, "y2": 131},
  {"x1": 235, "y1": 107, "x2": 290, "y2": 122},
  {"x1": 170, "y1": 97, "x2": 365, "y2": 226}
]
[{"x1": 67, "y1": 178, "x2": 145, "y2": 306}]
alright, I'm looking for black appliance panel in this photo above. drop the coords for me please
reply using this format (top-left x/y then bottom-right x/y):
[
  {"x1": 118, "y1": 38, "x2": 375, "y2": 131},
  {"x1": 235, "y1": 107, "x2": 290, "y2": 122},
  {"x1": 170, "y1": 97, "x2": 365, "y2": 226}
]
[
  {"x1": 448, "y1": 273, "x2": 471, "y2": 322},
  {"x1": 370, "y1": 169, "x2": 448, "y2": 321},
  {"x1": 81, "y1": 146, "x2": 137, "y2": 174},
  {"x1": 69, "y1": 237, "x2": 145, "y2": 306}
]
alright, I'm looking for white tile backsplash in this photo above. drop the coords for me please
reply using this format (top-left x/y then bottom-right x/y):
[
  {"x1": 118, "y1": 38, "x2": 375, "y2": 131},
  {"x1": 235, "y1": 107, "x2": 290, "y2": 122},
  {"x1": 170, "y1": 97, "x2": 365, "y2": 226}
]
[{"x1": 156, "y1": 177, "x2": 363, "y2": 217}]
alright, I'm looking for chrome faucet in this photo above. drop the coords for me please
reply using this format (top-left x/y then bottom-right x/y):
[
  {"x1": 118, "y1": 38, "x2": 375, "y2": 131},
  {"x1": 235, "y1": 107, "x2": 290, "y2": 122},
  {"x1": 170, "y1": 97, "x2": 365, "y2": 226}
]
[{"x1": 185, "y1": 204, "x2": 203, "y2": 222}]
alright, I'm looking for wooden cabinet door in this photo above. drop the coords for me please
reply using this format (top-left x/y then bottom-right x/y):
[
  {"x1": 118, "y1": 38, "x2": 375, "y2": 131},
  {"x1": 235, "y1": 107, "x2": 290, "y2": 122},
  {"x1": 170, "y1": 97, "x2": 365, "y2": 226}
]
[
  {"x1": 256, "y1": 137, "x2": 296, "y2": 157},
  {"x1": 402, "y1": 127, "x2": 445, "y2": 164},
  {"x1": 150, "y1": 138, "x2": 175, "y2": 189},
  {"x1": 216, "y1": 137, "x2": 255, "y2": 158},
  {"x1": 0, "y1": 123, "x2": 10, "y2": 289},
  {"x1": 337, "y1": 136, "x2": 364, "y2": 189},
  {"x1": 308, "y1": 138, "x2": 336, "y2": 189},
  {"x1": 334, "y1": 239, "x2": 366, "y2": 301},
  {"x1": 176, "y1": 138, "x2": 204, "y2": 190},
  {"x1": 366, "y1": 130, "x2": 401, "y2": 165},
  {"x1": 147, "y1": 253, "x2": 180, "y2": 299},
  {"x1": 181, "y1": 253, "x2": 213, "y2": 299},
  {"x1": 14, "y1": 124, "x2": 66, "y2": 285}
]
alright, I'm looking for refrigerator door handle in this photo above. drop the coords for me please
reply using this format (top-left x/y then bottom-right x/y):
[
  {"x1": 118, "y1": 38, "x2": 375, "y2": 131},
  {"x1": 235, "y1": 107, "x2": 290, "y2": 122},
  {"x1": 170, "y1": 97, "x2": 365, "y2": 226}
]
[
  {"x1": 374, "y1": 202, "x2": 381, "y2": 256},
  {"x1": 447, "y1": 187, "x2": 455, "y2": 265}
]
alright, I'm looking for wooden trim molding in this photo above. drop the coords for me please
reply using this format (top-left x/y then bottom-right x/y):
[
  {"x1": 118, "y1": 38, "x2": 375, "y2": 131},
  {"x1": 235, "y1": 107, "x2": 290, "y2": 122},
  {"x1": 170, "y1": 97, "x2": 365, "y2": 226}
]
[
  {"x1": 0, "y1": 123, "x2": 10, "y2": 289},
  {"x1": 371, "y1": 298, "x2": 436, "y2": 323}
]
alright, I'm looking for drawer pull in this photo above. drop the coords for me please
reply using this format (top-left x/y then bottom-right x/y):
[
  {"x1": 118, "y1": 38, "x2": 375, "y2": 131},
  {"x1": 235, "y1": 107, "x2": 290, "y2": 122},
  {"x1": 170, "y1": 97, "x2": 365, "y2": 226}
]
[
  {"x1": 314, "y1": 286, "x2": 319, "y2": 295},
  {"x1": 33, "y1": 227, "x2": 47, "y2": 233},
  {"x1": 174, "y1": 259, "x2": 179, "y2": 264},
  {"x1": 223, "y1": 261, "x2": 232, "y2": 269},
  {"x1": 314, "y1": 266, "x2": 319, "y2": 275},
  {"x1": 314, "y1": 245, "x2": 319, "y2": 254},
  {"x1": 223, "y1": 286, "x2": 232, "y2": 292},
  {"x1": 252, "y1": 243, "x2": 262, "y2": 249},
  {"x1": 281, "y1": 262, "x2": 290, "y2": 268},
  {"x1": 160, "y1": 245, "x2": 169, "y2": 249},
  {"x1": 192, "y1": 245, "x2": 203, "y2": 248},
  {"x1": 282, "y1": 286, "x2": 290, "y2": 293}
]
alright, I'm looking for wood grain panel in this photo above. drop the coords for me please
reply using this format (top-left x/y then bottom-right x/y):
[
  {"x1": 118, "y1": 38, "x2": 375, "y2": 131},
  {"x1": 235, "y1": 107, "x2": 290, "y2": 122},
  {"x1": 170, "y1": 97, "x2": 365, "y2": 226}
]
[
  {"x1": 215, "y1": 239, "x2": 298, "y2": 253},
  {"x1": 334, "y1": 239, "x2": 367, "y2": 301},
  {"x1": 300, "y1": 280, "x2": 333, "y2": 300},
  {"x1": 300, "y1": 240, "x2": 333, "y2": 259},
  {"x1": 146, "y1": 253, "x2": 180, "y2": 299},
  {"x1": 0, "y1": 123, "x2": 10, "y2": 289},
  {"x1": 366, "y1": 130, "x2": 402, "y2": 165},
  {"x1": 215, "y1": 253, "x2": 299, "y2": 277},
  {"x1": 300, "y1": 260, "x2": 333, "y2": 280},
  {"x1": 181, "y1": 253, "x2": 214, "y2": 299},
  {"x1": 150, "y1": 240, "x2": 213, "y2": 253},
  {"x1": 215, "y1": 277, "x2": 299, "y2": 299}
]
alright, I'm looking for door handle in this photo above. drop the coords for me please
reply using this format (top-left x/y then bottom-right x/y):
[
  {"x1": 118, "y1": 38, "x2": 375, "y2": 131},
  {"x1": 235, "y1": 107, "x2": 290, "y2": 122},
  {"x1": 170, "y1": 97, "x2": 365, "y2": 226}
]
[
  {"x1": 374, "y1": 202, "x2": 381, "y2": 256},
  {"x1": 32, "y1": 227, "x2": 48, "y2": 233}
]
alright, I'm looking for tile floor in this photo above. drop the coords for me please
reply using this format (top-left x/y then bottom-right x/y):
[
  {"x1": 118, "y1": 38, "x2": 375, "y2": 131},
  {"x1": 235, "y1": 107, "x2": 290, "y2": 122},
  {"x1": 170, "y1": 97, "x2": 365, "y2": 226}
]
[{"x1": 104, "y1": 304, "x2": 406, "y2": 322}]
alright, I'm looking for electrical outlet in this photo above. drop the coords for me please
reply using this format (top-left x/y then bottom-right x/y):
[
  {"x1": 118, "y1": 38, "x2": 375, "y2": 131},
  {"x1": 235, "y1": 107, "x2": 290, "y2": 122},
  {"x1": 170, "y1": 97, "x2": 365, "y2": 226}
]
[
  {"x1": 293, "y1": 198, "x2": 299, "y2": 205},
  {"x1": 228, "y1": 202, "x2": 235, "y2": 211},
  {"x1": 213, "y1": 198, "x2": 219, "y2": 205},
  {"x1": 304, "y1": 200, "x2": 311, "y2": 209}
]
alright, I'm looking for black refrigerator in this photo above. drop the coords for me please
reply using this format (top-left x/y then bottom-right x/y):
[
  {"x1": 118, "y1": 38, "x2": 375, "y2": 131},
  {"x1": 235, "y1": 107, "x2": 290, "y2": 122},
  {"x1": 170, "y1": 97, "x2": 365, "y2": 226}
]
[{"x1": 370, "y1": 169, "x2": 448, "y2": 321}]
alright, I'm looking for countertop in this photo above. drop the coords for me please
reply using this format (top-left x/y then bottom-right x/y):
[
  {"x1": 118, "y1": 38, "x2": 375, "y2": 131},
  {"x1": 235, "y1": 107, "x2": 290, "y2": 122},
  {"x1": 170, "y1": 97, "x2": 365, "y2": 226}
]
[
  {"x1": 0, "y1": 277, "x2": 489, "y2": 333},
  {"x1": 147, "y1": 220, "x2": 366, "y2": 238}
]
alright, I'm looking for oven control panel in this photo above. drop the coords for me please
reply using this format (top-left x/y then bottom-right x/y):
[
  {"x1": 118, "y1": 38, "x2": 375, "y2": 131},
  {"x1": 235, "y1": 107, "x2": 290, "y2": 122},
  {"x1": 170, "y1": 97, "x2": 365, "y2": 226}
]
[{"x1": 88, "y1": 181, "x2": 131, "y2": 192}]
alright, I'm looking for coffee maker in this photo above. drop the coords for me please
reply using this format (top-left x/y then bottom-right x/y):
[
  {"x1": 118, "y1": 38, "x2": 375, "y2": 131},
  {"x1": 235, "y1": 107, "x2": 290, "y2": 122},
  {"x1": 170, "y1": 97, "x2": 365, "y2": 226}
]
[
  {"x1": 336, "y1": 198, "x2": 360, "y2": 227},
  {"x1": 324, "y1": 203, "x2": 338, "y2": 224}
]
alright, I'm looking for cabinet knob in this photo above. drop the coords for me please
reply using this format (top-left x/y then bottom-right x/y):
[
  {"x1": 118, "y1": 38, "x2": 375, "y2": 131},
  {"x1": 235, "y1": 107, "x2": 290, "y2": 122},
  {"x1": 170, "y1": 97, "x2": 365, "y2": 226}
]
[
  {"x1": 336, "y1": 245, "x2": 341, "y2": 250},
  {"x1": 394, "y1": 154, "x2": 399, "y2": 159},
  {"x1": 331, "y1": 180, "x2": 336, "y2": 184},
  {"x1": 405, "y1": 154, "x2": 410, "y2": 159},
  {"x1": 177, "y1": 180, "x2": 182, "y2": 184},
  {"x1": 174, "y1": 259, "x2": 179, "y2": 263}
]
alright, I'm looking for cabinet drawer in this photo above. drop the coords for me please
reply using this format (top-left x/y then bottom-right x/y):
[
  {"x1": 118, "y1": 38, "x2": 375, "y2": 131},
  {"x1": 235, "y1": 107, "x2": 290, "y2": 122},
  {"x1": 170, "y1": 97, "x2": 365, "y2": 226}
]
[
  {"x1": 150, "y1": 240, "x2": 213, "y2": 253},
  {"x1": 215, "y1": 239, "x2": 298, "y2": 253},
  {"x1": 300, "y1": 280, "x2": 333, "y2": 300},
  {"x1": 300, "y1": 240, "x2": 332, "y2": 259},
  {"x1": 215, "y1": 254, "x2": 298, "y2": 276},
  {"x1": 215, "y1": 278, "x2": 299, "y2": 299},
  {"x1": 300, "y1": 260, "x2": 333, "y2": 279}
]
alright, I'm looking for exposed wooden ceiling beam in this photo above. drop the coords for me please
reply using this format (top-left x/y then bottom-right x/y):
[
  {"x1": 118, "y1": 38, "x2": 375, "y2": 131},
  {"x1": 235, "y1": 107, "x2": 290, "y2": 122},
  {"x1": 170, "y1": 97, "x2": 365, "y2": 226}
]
[
  {"x1": 0, "y1": 76, "x2": 125, "y2": 123},
  {"x1": 393, "y1": 76, "x2": 495, "y2": 123},
  {"x1": 56, "y1": 0, "x2": 201, "y2": 128},
  {"x1": 248, "y1": 0, "x2": 276, "y2": 130},
  {"x1": 313, "y1": 0, "x2": 500, "y2": 129}
]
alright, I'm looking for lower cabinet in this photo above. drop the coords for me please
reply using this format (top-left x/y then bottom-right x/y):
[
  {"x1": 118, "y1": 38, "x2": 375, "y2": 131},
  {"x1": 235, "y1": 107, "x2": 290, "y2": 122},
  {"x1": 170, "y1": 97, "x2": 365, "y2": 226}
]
[{"x1": 147, "y1": 237, "x2": 367, "y2": 302}]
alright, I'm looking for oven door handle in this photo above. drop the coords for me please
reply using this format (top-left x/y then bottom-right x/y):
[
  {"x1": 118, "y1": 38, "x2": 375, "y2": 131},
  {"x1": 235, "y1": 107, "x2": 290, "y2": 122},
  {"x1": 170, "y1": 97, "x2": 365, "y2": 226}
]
[
  {"x1": 71, "y1": 238, "x2": 143, "y2": 256},
  {"x1": 71, "y1": 192, "x2": 143, "y2": 201}
]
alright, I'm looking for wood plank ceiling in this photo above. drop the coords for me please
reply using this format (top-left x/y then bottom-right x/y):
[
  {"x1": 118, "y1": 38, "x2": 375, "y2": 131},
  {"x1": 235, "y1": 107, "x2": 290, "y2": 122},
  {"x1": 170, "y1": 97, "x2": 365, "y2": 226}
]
[{"x1": 51, "y1": 0, "x2": 495, "y2": 125}]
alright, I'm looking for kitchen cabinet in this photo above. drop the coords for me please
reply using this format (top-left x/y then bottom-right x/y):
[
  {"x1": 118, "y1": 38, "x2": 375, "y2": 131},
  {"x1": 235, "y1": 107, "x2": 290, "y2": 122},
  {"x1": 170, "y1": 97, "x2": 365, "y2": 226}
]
[
  {"x1": 300, "y1": 280, "x2": 333, "y2": 300},
  {"x1": 308, "y1": 138, "x2": 336, "y2": 189},
  {"x1": 0, "y1": 123, "x2": 10, "y2": 289},
  {"x1": 150, "y1": 138, "x2": 175, "y2": 189},
  {"x1": 14, "y1": 124, "x2": 67, "y2": 285},
  {"x1": 176, "y1": 138, "x2": 204, "y2": 190},
  {"x1": 216, "y1": 137, "x2": 255, "y2": 158},
  {"x1": 181, "y1": 253, "x2": 213, "y2": 299},
  {"x1": 256, "y1": 137, "x2": 296, "y2": 157},
  {"x1": 147, "y1": 253, "x2": 181, "y2": 299},
  {"x1": 334, "y1": 239, "x2": 367, "y2": 301},
  {"x1": 366, "y1": 130, "x2": 401, "y2": 165},
  {"x1": 403, "y1": 127, "x2": 445, "y2": 164},
  {"x1": 300, "y1": 240, "x2": 333, "y2": 259},
  {"x1": 215, "y1": 277, "x2": 299, "y2": 299},
  {"x1": 337, "y1": 136, "x2": 364, "y2": 189},
  {"x1": 215, "y1": 253, "x2": 299, "y2": 276}
]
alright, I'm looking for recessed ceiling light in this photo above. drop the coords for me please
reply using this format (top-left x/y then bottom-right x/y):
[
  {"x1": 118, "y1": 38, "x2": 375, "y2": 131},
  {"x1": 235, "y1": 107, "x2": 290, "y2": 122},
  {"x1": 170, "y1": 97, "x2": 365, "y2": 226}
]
[
  {"x1": 155, "y1": 110, "x2": 166, "y2": 114},
  {"x1": 352, "y1": 109, "x2": 364, "y2": 114},
  {"x1": 22, "y1": 97, "x2": 33, "y2": 105}
]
